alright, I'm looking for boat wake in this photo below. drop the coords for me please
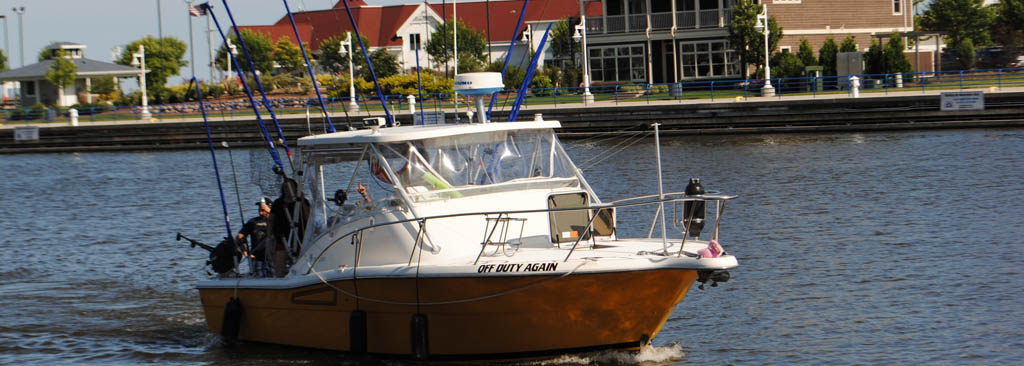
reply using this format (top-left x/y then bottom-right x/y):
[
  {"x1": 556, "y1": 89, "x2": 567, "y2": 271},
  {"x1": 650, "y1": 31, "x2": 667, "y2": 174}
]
[{"x1": 524, "y1": 343, "x2": 685, "y2": 365}]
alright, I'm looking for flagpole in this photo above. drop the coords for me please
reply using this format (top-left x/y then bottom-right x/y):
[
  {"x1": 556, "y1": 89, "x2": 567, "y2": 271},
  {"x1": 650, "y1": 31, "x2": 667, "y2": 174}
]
[
  {"x1": 207, "y1": 5, "x2": 216, "y2": 81},
  {"x1": 187, "y1": 0, "x2": 197, "y2": 78}
]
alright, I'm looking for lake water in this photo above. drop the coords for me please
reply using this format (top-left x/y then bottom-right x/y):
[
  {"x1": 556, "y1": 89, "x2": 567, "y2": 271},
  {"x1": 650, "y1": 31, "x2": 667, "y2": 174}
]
[{"x1": 2, "y1": 128, "x2": 1022, "y2": 365}]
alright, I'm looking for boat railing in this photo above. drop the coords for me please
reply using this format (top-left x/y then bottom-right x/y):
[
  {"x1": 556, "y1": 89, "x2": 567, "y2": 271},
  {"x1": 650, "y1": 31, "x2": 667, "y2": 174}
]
[{"x1": 305, "y1": 193, "x2": 736, "y2": 274}]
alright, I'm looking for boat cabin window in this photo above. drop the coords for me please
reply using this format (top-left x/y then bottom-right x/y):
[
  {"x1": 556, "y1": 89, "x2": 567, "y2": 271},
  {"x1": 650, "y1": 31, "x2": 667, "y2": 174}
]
[
  {"x1": 376, "y1": 129, "x2": 578, "y2": 202},
  {"x1": 302, "y1": 150, "x2": 405, "y2": 243}
]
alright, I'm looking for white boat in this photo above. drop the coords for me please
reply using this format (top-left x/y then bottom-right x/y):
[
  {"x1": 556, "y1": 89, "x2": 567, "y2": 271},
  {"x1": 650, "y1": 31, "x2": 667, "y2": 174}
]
[{"x1": 196, "y1": 74, "x2": 738, "y2": 360}]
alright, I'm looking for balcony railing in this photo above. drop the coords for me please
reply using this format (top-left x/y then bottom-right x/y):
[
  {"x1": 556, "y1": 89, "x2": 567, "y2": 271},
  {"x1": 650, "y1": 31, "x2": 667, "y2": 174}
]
[
  {"x1": 699, "y1": 9, "x2": 721, "y2": 28},
  {"x1": 627, "y1": 14, "x2": 648, "y2": 32},
  {"x1": 588, "y1": 9, "x2": 733, "y2": 34},
  {"x1": 651, "y1": 12, "x2": 674, "y2": 30},
  {"x1": 677, "y1": 11, "x2": 696, "y2": 29}
]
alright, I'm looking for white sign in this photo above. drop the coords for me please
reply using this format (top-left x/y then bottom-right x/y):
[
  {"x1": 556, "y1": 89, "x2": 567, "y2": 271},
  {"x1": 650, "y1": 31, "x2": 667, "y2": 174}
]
[
  {"x1": 414, "y1": 111, "x2": 446, "y2": 125},
  {"x1": 14, "y1": 126, "x2": 40, "y2": 141},
  {"x1": 941, "y1": 91, "x2": 985, "y2": 111}
]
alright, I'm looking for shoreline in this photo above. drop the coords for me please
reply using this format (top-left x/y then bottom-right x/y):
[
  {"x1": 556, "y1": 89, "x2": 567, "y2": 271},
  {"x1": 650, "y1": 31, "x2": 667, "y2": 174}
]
[{"x1": 3, "y1": 87, "x2": 1023, "y2": 154}]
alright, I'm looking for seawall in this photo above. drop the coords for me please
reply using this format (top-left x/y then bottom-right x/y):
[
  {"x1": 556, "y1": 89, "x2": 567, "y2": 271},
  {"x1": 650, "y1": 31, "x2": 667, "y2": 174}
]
[{"x1": 2, "y1": 90, "x2": 1022, "y2": 154}]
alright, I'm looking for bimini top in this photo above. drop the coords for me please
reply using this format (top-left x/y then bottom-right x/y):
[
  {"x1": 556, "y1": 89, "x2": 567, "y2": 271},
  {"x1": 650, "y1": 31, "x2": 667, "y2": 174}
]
[{"x1": 298, "y1": 120, "x2": 561, "y2": 147}]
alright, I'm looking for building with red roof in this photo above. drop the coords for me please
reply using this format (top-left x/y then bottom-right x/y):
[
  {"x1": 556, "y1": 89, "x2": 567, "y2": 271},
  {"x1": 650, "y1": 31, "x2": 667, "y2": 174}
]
[{"x1": 236, "y1": 0, "x2": 600, "y2": 74}]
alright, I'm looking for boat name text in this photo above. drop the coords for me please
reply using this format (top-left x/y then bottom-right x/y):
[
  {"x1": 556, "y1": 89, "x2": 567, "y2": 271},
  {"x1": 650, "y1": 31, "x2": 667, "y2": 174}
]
[{"x1": 477, "y1": 263, "x2": 558, "y2": 273}]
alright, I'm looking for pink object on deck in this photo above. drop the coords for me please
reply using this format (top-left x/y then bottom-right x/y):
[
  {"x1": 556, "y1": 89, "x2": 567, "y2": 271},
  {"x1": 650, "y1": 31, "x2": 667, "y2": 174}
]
[{"x1": 697, "y1": 240, "x2": 723, "y2": 258}]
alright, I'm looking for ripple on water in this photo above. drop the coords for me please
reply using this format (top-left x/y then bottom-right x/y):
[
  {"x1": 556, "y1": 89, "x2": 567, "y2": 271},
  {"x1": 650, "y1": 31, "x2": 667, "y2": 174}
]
[{"x1": 2, "y1": 130, "x2": 1023, "y2": 364}]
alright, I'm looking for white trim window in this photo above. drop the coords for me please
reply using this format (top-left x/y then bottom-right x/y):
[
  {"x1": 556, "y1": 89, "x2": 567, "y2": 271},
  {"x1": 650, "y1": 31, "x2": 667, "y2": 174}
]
[
  {"x1": 679, "y1": 40, "x2": 740, "y2": 79},
  {"x1": 588, "y1": 44, "x2": 646, "y2": 82},
  {"x1": 893, "y1": 0, "x2": 903, "y2": 15},
  {"x1": 409, "y1": 33, "x2": 422, "y2": 51}
]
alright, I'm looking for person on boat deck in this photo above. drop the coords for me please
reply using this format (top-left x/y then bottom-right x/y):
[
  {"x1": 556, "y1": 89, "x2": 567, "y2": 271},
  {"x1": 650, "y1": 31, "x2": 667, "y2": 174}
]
[
  {"x1": 269, "y1": 178, "x2": 310, "y2": 278},
  {"x1": 237, "y1": 198, "x2": 272, "y2": 278},
  {"x1": 356, "y1": 182, "x2": 373, "y2": 208}
]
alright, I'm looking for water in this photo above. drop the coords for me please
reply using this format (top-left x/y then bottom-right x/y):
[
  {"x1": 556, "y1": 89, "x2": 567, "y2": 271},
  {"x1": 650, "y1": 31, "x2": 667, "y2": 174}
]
[{"x1": 2, "y1": 129, "x2": 1023, "y2": 365}]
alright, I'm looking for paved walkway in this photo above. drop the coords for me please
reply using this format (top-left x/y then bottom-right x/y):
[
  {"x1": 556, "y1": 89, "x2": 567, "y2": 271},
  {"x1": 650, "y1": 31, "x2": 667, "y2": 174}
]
[{"x1": 3, "y1": 86, "x2": 1022, "y2": 129}]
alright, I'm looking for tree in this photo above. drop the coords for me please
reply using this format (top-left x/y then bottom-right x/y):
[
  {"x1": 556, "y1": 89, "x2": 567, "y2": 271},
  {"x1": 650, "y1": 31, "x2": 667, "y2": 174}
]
[
  {"x1": 214, "y1": 29, "x2": 274, "y2": 75},
  {"x1": 797, "y1": 38, "x2": 817, "y2": 67},
  {"x1": 549, "y1": 18, "x2": 580, "y2": 62},
  {"x1": 425, "y1": 19, "x2": 488, "y2": 73},
  {"x1": 839, "y1": 36, "x2": 859, "y2": 52},
  {"x1": 770, "y1": 51, "x2": 804, "y2": 79},
  {"x1": 318, "y1": 34, "x2": 368, "y2": 74},
  {"x1": 883, "y1": 35, "x2": 913, "y2": 74},
  {"x1": 955, "y1": 39, "x2": 976, "y2": 69},
  {"x1": 729, "y1": 0, "x2": 783, "y2": 79},
  {"x1": 864, "y1": 40, "x2": 886, "y2": 75},
  {"x1": 116, "y1": 36, "x2": 188, "y2": 90},
  {"x1": 272, "y1": 38, "x2": 304, "y2": 73},
  {"x1": 0, "y1": 49, "x2": 8, "y2": 72},
  {"x1": 366, "y1": 48, "x2": 400, "y2": 78},
  {"x1": 992, "y1": 0, "x2": 1024, "y2": 51},
  {"x1": 819, "y1": 36, "x2": 839, "y2": 76},
  {"x1": 45, "y1": 50, "x2": 77, "y2": 107},
  {"x1": 920, "y1": 0, "x2": 994, "y2": 68},
  {"x1": 864, "y1": 35, "x2": 913, "y2": 75},
  {"x1": 89, "y1": 76, "x2": 117, "y2": 97}
]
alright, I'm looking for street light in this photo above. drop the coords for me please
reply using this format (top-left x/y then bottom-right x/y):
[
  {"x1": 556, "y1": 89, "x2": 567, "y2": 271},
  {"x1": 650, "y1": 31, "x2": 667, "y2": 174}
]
[
  {"x1": 754, "y1": 4, "x2": 774, "y2": 97},
  {"x1": 131, "y1": 45, "x2": 152, "y2": 120},
  {"x1": 574, "y1": 0, "x2": 594, "y2": 105},
  {"x1": 12, "y1": 7, "x2": 24, "y2": 67},
  {"x1": 339, "y1": 32, "x2": 358, "y2": 113},
  {"x1": 226, "y1": 38, "x2": 237, "y2": 81}
]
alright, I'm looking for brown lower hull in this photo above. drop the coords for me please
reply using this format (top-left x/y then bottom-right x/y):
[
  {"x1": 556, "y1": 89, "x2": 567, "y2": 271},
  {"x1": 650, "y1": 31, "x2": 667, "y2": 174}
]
[{"x1": 199, "y1": 269, "x2": 697, "y2": 358}]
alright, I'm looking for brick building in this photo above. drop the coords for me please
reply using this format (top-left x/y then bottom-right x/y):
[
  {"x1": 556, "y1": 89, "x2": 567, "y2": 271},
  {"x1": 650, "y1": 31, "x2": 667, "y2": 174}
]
[{"x1": 584, "y1": 0, "x2": 930, "y2": 84}]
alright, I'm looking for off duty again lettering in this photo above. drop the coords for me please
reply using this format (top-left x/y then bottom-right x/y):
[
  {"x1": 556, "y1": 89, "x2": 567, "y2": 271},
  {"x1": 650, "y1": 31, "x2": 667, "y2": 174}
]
[{"x1": 477, "y1": 262, "x2": 558, "y2": 273}]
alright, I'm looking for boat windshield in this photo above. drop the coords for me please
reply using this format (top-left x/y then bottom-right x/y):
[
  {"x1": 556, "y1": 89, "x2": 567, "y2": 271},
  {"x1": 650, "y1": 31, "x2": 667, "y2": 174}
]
[{"x1": 376, "y1": 129, "x2": 577, "y2": 201}]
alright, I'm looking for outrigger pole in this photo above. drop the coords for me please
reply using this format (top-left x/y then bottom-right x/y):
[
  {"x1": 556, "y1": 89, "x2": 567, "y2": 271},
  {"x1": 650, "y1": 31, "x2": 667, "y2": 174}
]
[
  {"x1": 221, "y1": 0, "x2": 295, "y2": 172},
  {"x1": 508, "y1": 23, "x2": 551, "y2": 122},
  {"x1": 415, "y1": 46, "x2": 426, "y2": 124},
  {"x1": 191, "y1": 76, "x2": 234, "y2": 239},
  {"x1": 338, "y1": 0, "x2": 396, "y2": 126},
  {"x1": 487, "y1": 0, "x2": 530, "y2": 121},
  {"x1": 205, "y1": 3, "x2": 285, "y2": 170},
  {"x1": 281, "y1": 0, "x2": 336, "y2": 133}
]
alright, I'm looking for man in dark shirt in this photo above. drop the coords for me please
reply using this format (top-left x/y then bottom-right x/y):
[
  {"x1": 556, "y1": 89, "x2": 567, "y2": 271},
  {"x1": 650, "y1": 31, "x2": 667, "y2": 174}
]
[{"x1": 237, "y1": 198, "x2": 272, "y2": 277}]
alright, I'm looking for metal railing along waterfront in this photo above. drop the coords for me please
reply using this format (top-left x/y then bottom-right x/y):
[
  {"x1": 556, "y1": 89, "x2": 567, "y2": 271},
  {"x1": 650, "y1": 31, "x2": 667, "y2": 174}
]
[
  {"x1": 305, "y1": 191, "x2": 736, "y2": 274},
  {"x1": 3, "y1": 68, "x2": 1023, "y2": 125}
]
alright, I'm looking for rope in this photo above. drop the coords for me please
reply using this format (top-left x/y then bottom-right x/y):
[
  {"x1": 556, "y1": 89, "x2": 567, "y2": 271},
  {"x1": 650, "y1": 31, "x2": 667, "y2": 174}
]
[
  {"x1": 578, "y1": 129, "x2": 653, "y2": 170},
  {"x1": 306, "y1": 259, "x2": 589, "y2": 306}
]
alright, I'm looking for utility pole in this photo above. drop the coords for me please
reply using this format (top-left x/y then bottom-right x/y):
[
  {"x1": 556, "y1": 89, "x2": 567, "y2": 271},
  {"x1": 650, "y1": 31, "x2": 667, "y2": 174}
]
[
  {"x1": 157, "y1": 0, "x2": 164, "y2": 39},
  {"x1": 12, "y1": 7, "x2": 24, "y2": 67}
]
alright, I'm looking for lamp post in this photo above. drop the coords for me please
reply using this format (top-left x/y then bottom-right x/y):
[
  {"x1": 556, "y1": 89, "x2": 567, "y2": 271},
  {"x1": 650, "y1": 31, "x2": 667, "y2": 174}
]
[
  {"x1": 131, "y1": 45, "x2": 152, "y2": 120},
  {"x1": 12, "y1": 7, "x2": 24, "y2": 67},
  {"x1": 226, "y1": 38, "x2": 236, "y2": 81},
  {"x1": 754, "y1": 4, "x2": 774, "y2": 97},
  {"x1": 574, "y1": 0, "x2": 594, "y2": 105},
  {"x1": 340, "y1": 32, "x2": 358, "y2": 113}
]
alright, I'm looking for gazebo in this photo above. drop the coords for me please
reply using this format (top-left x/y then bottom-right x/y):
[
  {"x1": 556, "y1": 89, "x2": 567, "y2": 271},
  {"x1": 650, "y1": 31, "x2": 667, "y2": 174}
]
[{"x1": 0, "y1": 42, "x2": 144, "y2": 107}]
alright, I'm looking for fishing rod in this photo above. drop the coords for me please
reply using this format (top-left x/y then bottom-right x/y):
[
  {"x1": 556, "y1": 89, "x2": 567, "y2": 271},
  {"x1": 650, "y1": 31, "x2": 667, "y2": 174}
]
[
  {"x1": 281, "y1": 0, "x2": 336, "y2": 133},
  {"x1": 221, "y1": 0, "x2": 295, "y2": 174},
  {"x1": 221, "y1": 141, "x2": 245, "y2": 223},
  {"x1": 509, "y1": 23, "x2": 552, "y2": 122},
  {"x1": 191, "y1": 76, "x2": 234, "y2": 240},
  {"x1": 487, "y1": 0, "x2": 530, "y2": 121},
  {"x1": 205, "y1": 3, "x2": 286, "y2": 171},
  {"x1": 337, "y1": 0, "x2": 395, "y2": 127}
]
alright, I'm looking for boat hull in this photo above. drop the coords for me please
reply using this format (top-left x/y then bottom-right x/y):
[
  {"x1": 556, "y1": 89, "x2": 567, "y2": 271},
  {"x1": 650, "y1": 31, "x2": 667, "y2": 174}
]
[{"x1": 199, "y1": 269, "x2": 698, "y2": 358}]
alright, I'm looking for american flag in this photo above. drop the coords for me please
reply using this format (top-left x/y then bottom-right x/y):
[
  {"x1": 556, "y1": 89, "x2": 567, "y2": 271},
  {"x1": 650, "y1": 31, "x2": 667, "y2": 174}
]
[{"x1": 188, "y1": 4, "x2": 209, "y2": 17}]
